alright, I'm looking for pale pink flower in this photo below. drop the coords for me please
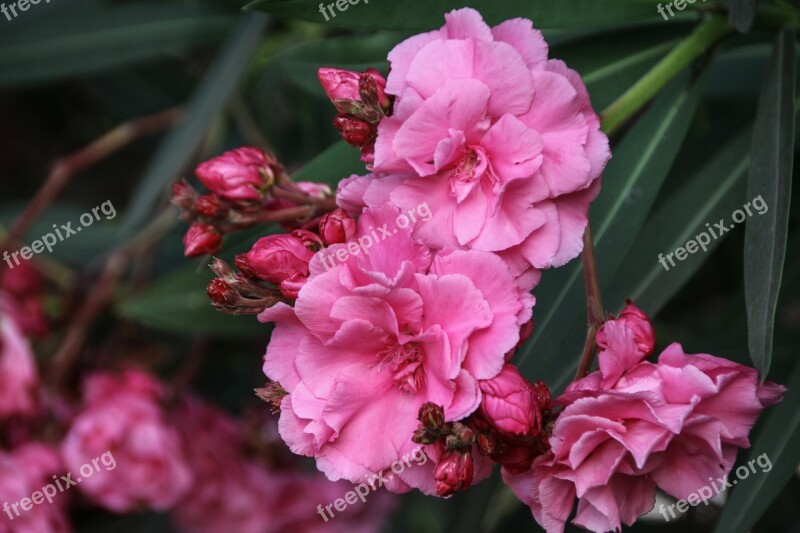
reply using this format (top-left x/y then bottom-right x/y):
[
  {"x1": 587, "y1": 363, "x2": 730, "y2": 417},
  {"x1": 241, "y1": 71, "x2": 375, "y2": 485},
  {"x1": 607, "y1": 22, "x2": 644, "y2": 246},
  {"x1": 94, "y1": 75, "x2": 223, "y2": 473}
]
[
  {"x1": 338, "y1": 8, "x2": 609, "y2": 272},
  {"x1": 503, "y1": 303, "x2": 785, "y2": 533},
  {"x1": 260, "y1": 204, "x2": 532, "y2": 494},
  {"x1": 0, "y1": 310, "x2": 40, "y2": 419},
  {"x1": 61, "y1": 370, "x2": 193, "y2": 513}
]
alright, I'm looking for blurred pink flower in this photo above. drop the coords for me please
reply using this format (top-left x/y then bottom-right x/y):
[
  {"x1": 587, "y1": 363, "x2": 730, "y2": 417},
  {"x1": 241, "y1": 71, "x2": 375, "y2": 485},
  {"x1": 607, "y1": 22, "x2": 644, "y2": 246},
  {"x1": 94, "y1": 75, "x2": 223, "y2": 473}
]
[
  {"x1": 259, "y1": 204, "x2": 532, "y2": 495},
  {"x1": 195, "y1": 147, "x2": 276, "y2": 203},
  {"x1": 0, "y1": 310, "x2": 40, "y2": 420},
  {"x1": 338, "y1": 8, "x2": 609, "y2": 273},
  {"x1": 503, "y1": 303, "x2": 785, "y2": 533},
  {"x1": 0, "y1": 446, "x2": 70, "y2": 533},
  {"x1": 61, "y1": 370, "x2": 193, "y2": 513}
]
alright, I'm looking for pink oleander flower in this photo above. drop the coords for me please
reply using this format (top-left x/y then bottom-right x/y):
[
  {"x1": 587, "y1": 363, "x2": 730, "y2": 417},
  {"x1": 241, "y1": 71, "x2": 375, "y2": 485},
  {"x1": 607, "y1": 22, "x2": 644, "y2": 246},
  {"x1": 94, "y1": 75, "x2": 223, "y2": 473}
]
[
  {"x1": 503, "y1": 303, "x2": 785, "y2": 533},
  {"x1": 171, "y1": 397, "x2": 275, "y2": 533},
  {"x1": 0, "y1": 447, "x2": 70, "y2": 533},
  {"x1": 183, "y1": 223, "x2": 222, "y2": 257},
  {"x1": 337, "y1": 8, "x2": 609, "y2": 273},
  {"x1": 260, "y1": 204, "x2": 532, "y2": 495},
  {"x1": 195, "y1": 147, "x2": 276, "y2": 203},
  {"x1": 0, "y1": 309, "x2": 40, "y2": 419},
  {"x1": 61, "y1": 370, "x2": 193, "y2": 513}
]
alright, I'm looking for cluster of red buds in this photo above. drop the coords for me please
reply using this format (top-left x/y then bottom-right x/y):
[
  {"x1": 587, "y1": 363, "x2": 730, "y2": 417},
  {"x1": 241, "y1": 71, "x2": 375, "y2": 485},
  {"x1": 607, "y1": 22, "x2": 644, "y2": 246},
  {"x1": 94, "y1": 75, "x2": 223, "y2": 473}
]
[
  {"x1": 205, "y1": 207, "x2": 357, "y2": 314},
  {"x1": 172, "y1": 147, "x2": 335, "y2": 258},
  {"x1": 412, "y1": 374, "x2": 553, "y2": 497},
  {"x1": 318, "y1": 68, "x2": 393, "y2": 163}
]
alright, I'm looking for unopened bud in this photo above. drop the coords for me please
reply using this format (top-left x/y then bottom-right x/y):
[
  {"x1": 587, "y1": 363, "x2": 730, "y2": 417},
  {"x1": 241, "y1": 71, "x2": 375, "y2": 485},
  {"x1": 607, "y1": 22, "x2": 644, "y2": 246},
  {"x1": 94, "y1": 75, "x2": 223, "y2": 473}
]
[
  {"x1": 333, "y1": 116, "x2": 374, "y2": 147},
  {"x1": 207, "y1": 279, "x2": 237, "y2": 305},
  {"x1": 319, "y1": 208, "x2": 356, "y2": 245},
  {"x1": 195, "y1": 194, "x2": 229, "y2": 219},
  {"x1": 434, "y1": 452, "x2": 474, "y2": 497},
  {"x1": 418, "y1": 402, "x2": 446, "y2": 431},
  {"x1": 183, "y1": 223, "x2": 222, "y2": 257}
]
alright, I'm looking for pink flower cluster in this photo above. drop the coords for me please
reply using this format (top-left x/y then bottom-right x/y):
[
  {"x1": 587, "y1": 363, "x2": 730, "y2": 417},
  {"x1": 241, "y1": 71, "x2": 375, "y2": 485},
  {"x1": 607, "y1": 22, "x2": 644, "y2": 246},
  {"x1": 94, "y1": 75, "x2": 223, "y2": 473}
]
[
  {"x1": 333, "y1": 8, "x2": 609, "y2": 274},
  {"x1": 503, "y1": 303, "x2": 785, "y2": 532},
  {"x1": 175, "y1": 7, "x2": 786, "y2": 533}
]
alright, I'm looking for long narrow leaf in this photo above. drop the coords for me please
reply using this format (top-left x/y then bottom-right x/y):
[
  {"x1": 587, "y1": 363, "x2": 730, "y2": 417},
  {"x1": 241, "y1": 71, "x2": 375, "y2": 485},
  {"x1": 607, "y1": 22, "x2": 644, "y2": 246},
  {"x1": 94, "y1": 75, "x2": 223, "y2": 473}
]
[{"x1": 744, "y1": 28, "x2": 796, "y2": 377}]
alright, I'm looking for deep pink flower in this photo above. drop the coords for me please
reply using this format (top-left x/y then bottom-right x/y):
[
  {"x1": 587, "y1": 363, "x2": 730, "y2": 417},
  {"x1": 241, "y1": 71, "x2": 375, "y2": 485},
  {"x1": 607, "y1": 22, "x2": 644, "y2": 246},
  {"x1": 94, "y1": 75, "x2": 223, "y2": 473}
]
[
  {"x1": 337, "y1": 8, "x2": 609, "y2": 273},
  {"x1": 259, "y1": 204, "x2": 532, "y2": 494},
  {"x1": 195, "y1": 147, "x2": 276, "y2": 203},
  {"x1": 0, "y1": 310, "x2": 40, "y2": 419},
  {"x1": 503, "y1": 303, "x2": 785, "y2": 533},
  {"x1": 183, "y1": 223, "x2": 221, "y2": 257},
  {"x1": 61, "y1": 370, "x2": 193, "y2": 513}
]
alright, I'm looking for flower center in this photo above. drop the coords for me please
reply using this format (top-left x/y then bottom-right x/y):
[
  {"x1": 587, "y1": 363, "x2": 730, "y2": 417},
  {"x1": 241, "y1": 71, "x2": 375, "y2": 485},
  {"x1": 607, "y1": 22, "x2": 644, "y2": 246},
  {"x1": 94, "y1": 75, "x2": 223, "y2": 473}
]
[
  {"x1": 382, "y1": 342, "x2": 426, "y2": 393},
  {"x1": 454, "y1": 149, "x2": 486, "y2": 182}
]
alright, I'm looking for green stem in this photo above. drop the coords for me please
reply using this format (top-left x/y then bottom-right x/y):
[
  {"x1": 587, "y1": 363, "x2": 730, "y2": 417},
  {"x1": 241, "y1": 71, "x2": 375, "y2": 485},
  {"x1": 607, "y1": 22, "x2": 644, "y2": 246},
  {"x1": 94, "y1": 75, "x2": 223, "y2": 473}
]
[{"x1": 600, "y1": 15, "x2": 731, "y2": 136}]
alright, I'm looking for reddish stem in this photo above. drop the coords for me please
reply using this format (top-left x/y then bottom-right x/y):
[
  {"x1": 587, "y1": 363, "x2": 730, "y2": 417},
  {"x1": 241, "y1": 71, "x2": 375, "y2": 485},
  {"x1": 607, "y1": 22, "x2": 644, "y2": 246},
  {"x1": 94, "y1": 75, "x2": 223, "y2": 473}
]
[{"x1": 575, "y1": 225, "x2": 606, "y2": 379}]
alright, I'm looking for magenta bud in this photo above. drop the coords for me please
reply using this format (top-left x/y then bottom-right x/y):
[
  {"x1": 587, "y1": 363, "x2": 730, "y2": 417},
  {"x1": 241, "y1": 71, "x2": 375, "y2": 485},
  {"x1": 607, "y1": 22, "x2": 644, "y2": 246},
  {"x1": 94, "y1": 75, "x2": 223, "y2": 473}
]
[
  {"x1": 241, "y1": 234, "x2": 314, "y2": 285},
  {"x1": 319, "y1": 208, "x2": 357, "y2": 245},
  {"x1": 183, "y1": 223, "x2": 222, "y2": 257},
  {"x1": 434, "y1": 452, "x2": 474, "y2": 497},
  {"x1": 195, "y1": 147, "x2": 278, "y2": 203}
]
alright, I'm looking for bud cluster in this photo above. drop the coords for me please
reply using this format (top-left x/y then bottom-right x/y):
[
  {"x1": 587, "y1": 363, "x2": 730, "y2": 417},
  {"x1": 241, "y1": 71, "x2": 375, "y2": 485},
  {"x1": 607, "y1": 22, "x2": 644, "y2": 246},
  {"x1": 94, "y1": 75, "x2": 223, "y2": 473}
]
[
  {"x1": 172, "y1": 147, "x2": 334, "y2": 258},
  {"x1": 317, "y1": 68, "x2": 393, "y2": 163},
  {"x1": 203, "y1": 207, "x2": 358, "y2": 313}
]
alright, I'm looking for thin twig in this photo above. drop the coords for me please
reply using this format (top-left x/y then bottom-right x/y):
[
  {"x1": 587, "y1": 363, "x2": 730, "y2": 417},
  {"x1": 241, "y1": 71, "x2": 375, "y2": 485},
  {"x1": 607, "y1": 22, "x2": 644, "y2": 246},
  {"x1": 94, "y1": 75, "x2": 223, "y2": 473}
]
[
  {"x1": 3, "y1": 107, "x2": 183, "y2": 250},
  {"x1": 575, "y1": 226, "x2": 606, "y2": 379}
]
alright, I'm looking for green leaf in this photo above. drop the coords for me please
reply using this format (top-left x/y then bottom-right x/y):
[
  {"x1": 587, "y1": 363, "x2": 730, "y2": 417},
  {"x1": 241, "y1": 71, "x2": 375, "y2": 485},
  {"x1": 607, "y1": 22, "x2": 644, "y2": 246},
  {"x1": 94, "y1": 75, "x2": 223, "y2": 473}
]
[
  {"x1": 604, "y1": 126, "x2": 752, "y2": 316},
  {"x1": 115, "y1": 264, "x2": 268, "y2": 338},
  {"x1": 118, "y1": 13, "x2": 268, "y2": 237},
  {"x1": 270, "y1": 32, "x2": 405, "y2": 95},
  {"x1": 744, "y1": 28, "x2": 796, "y2": 378},
  {"x1": 516, "y1": 72, "x2": 709, "y2": 390},
  {"x1": 246, "y1": 0, "x2": 659, "y2": 31},
  {"x1": 291, "y1": 140, "x2": 366, "y2": 188},
  {"x1": 714, "y1": 362, "x2": 800, "y2": 533},
  {"x1": 0, "y1": 3, "x2": 237, "y2": 87}
]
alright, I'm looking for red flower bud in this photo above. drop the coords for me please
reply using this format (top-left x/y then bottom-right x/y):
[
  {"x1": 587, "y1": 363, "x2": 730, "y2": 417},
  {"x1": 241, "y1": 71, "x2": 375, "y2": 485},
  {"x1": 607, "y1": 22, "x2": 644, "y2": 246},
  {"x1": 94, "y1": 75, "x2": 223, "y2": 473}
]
[
  {"x1": 333, "y1": 116, "x2": 374, "y2": 147},
  {"x1": 434, "y1": 451, "x2": 474, "y2": 497},
  {"x1": 240, "y1": 234, "x2": 314, "y2": 285},
  {"x1": 183, "y1": 223, "x2": 222, "y2": 257},
  {"x1": 318, "y1": 68, "x2": 362, "y2": 105},
  {"x1": 319, "y1": 208, "x2": 357, "y2": 245},
  {"x1": 194, "y1": 194, "x2": 229, "y2": 219},
  {"x1": 207, "y1": 279, "x2": 236, "y2": 305},
  {"x1": 290, "y1": 229, "x2": 324, "y2": 252},
  {"x1": 195, "y1": 147, "x2": 277, "y2": 203}
]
